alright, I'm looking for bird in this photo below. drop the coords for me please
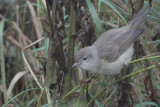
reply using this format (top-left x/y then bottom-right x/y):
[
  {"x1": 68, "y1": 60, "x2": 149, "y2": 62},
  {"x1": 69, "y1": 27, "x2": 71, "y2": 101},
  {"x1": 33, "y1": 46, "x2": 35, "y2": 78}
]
[{"x1": 72, "y1": 6, "x2": 152, "y2": 74}]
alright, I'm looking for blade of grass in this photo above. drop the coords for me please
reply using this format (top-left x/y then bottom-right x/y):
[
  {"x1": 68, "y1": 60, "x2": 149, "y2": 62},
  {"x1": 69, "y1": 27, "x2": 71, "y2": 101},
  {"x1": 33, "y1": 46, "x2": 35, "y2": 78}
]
[
  {"x1": 27, "y1": 98, "x2": 36, "y2": 107},
  {"x1": 2, "y1": 88, "x2": 40, "y2": 107},
  {"x1": 45, "y1": 38, "x2": 49, "y2": 57},
  {"x1": 100, "y1": 0, "x2": 127, "y2": 24},
  {"x1": 7, "y1": 71, "x2": 28, "y2": 99},
  {"x1": 41, "y1": 103, "x2": 52, "y2": 107},
  {"x1": 88, "y1": 91, "x2": 102, "y2": 107},
  {"x1": 0, "y1": 19, "x2": 8, "y2": 104},
  {"x1": 86, "y1": 0, "x2": 103, "y2": 33},
  {"x1": 137, "y1": 79, "x2": 143, "y2": 104},
  {"x1": 38, "y1": 0, "x2": 47, "y2": 10},
  {"x1": 37, "y1": 87, "x2": 46, "y2": 107},
  {"x1": 31, "y1": 46, "x2": 46, "y2": 53},
  {"x1": 21, "y1": 78, "x2": 34, "y2": 106},
  {"x1": 22, "y1": 37, "x2": 45, "y2": 90},
  {"x1": 27, "y1": 1, "x2": 43, "y2": 39},
  {"x1": 135, "y1": 102, "x2": 159, "y2": 107},
  {"x1": 113, "y1": 3, "x2": 129, "y2": 16},
  {"x1": 11, "y1": 3, "x2": 45, "y2": 21},
  {"x1": 98, "y1": 0, "x2": 102, "y2": 14}
]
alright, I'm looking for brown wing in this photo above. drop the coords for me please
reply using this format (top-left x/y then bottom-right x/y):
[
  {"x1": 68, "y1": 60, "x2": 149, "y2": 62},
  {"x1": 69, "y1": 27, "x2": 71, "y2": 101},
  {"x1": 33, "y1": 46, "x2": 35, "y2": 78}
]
[
  {"x1": 117, "y1": 29, "x2": 143, "y2": 55},
  {"x1": 93, "y1": 28, "x2": 143, "y2": 62}
]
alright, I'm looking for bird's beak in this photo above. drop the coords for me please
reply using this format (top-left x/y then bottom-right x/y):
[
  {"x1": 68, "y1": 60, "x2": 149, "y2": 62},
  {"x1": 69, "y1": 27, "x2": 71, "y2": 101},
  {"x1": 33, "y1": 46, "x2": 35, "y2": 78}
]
[{"x1": 72, "y1": 62, "x2": 82, "y2": 68}]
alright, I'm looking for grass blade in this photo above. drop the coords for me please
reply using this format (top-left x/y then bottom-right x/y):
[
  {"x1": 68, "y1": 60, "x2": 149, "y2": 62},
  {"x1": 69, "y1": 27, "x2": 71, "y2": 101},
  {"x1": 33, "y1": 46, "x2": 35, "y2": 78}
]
[
  {"x1": 100, "y1": 0, "x2": 127, "y2": 23},
  {"x1": 86, "y1": 0, "x2": 103, "y2": 33},
  {"x1": 2, "y1": 88, "x2": 39, "y2": 107},
  {"x1": 135, "y1": 102, "x2": 159, "y2": 107},
  {"x1": 0, "y1": 19, "x2": 8, "y2": 104}
]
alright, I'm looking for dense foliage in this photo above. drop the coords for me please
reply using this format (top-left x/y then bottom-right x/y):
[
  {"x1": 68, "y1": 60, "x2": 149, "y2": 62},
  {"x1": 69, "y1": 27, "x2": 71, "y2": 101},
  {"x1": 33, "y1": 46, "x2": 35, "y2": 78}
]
[{"x1": 0, "y1": 0, "x2": 160, "y2": 107}]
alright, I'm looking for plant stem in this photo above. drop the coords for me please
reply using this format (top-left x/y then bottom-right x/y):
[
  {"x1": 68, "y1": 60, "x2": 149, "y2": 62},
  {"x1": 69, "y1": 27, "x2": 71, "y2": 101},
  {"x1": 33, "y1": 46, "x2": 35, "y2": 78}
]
[
  {"x1": 37, "y1": 87, "x2": 45, "y2": 107},
  {"x1": 64, "y1": 1, "x2": 76, "y2": 98},
  {"x1": 59, "y1": 75, "x2": 98, "y2": 103},
  {"x1": 128, "y1": 55, "x2": 160, "y2": 64},
  {"x1": 86, "y1": 64, "x2": 158, "y2": 106},
  {"x1": 59, "y1": 85, "x2": 80, "y2": 104}
]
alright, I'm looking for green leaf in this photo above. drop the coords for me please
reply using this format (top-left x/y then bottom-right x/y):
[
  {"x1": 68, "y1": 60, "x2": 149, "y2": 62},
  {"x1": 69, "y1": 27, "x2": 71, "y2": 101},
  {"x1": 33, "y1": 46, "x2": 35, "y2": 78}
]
[
  {"x1": 98, "y1": 0, "x2": 102, "y2": 14},
  {"x1": 2, "y1": 88, "x2": 40, "y2": 107},
  {"x1": 0, "y1": 19, "x2": 8, "y2": 104},
  {"x1": 27, "y1": 98, "x2": 36, "y2": 107},
  {"x1": 100, "y1": 0, "x2": 127, "y2": 23},
  {"x1": 11, "y1": 2, "x2": 45, "y2": 21},
  {"x1": 86, "y1": 0, "x2": 103, "y2": 33},
  {"x1": 135, "y1": 102, "x2": 159, "y2": 107},
  {"x1": 41, "y1": 103, "x2": 52, "y2": 107},
  {"x1": 45, "y1": 38, "x2": 49, "y2": 57},
  {"x1": 88, "y1": 91, "x2": 102, "y2": 107},
  {"x1": 31, "y1": 46, "x2": 46, "y2": 53},
  {"x1": 38, "y1": 0, "x2": 46, "y2": 10}
]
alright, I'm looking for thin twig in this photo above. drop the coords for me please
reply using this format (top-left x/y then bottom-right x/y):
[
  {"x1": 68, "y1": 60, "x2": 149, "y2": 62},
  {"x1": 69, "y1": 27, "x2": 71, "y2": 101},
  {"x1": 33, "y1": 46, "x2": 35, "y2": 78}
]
[
  {"x1": 22, "y1": 37, "x2": 45, "y2": 90},
  {"x1": 128, "y1": 55, "x2": 160, "y2": 64}
]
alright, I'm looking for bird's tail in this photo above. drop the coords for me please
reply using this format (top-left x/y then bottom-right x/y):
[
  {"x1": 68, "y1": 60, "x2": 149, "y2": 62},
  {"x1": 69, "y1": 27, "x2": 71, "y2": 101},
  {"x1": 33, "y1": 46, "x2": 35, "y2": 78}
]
[{"x1": 127, "y1": 6, "x2": 152, "y2": 29}]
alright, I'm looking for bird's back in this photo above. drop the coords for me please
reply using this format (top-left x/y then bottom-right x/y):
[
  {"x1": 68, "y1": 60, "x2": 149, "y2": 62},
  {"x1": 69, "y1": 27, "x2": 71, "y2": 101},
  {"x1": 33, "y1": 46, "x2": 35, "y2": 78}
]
[{"x1": 93, "y1": 6, "x2": 151, "y2": 62}]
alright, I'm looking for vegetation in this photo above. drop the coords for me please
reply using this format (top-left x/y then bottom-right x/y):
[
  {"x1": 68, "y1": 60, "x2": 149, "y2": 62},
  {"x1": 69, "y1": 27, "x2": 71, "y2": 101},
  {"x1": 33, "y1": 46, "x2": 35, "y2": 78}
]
[{"x1": 0, "y1": 0, "x2": 160, "y2": 107}]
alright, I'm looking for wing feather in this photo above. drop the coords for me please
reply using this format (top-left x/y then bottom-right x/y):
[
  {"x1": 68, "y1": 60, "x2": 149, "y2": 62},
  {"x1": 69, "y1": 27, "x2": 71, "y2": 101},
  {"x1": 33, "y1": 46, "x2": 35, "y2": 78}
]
[{"x1": 93, "y1": 29, "x2": 143, "y2": 62}]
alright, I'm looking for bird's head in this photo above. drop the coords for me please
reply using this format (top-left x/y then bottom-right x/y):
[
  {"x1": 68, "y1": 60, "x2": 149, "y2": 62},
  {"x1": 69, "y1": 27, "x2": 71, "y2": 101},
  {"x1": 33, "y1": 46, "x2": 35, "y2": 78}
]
[{"x1": 72, "y1": 46, "x2": 98, "y2": 71}]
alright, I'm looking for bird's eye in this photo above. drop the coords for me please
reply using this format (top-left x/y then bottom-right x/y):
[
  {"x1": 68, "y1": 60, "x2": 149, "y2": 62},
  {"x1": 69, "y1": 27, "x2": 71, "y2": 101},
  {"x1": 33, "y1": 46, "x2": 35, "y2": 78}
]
[{"x1": 83, "y1": 58, "x2": 87, "y2": 60}]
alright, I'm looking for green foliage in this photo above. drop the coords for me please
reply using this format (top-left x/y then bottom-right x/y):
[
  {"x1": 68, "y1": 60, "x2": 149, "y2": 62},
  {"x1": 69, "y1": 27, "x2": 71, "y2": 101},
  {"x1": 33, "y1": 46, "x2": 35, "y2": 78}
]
[
  {"x1": 0, "y1": 0, "x2": 160, "y2": 107},
  {"x1": 86, "y1": 0, "x2": 103, "y2": 33},
  {"x1": 0, "y1": 19, "x2": 8, "y2": 104}
]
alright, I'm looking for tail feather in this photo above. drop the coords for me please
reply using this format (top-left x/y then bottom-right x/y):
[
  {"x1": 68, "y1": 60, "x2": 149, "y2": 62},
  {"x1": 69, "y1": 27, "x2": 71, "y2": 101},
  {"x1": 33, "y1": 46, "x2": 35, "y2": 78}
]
[{"x1": 127, "y1": 6, "x2": 152, "y2": 29}]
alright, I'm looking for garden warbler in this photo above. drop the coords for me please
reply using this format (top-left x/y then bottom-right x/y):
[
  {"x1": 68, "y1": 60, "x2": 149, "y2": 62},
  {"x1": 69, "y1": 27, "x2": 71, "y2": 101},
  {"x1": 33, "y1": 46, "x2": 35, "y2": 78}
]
[{"x1": 72, "y1": 6, "x2": 152, "y2": 74}]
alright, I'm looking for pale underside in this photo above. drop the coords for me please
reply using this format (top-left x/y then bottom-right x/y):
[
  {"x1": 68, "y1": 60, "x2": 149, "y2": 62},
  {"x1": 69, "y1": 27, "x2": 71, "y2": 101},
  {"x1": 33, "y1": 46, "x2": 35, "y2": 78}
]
[{"x1": 79, "y1": 45, "x2": 134, "y2": 74}]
